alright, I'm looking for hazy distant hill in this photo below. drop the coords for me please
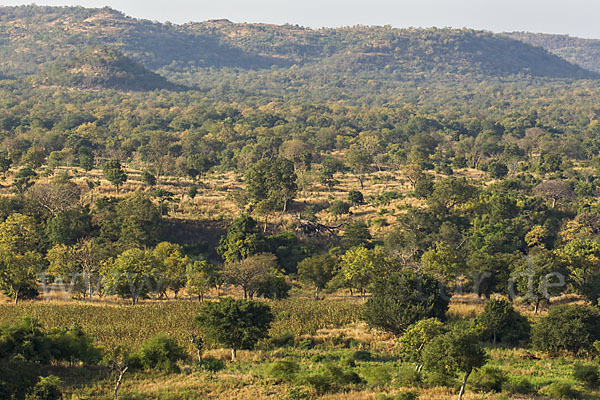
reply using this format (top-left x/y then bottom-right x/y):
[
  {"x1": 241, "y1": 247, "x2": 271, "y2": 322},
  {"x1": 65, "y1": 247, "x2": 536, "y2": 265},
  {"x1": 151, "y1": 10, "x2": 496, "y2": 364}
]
[
  {"x1": 0, "y1": 5, "x2": 596, "y2": 92},
  {"x1": 506, "y1": 32, "x2": 600, "y2": 74},
  {"x1": 30, "y1": 46, "x2": 183, "y2": 91}
]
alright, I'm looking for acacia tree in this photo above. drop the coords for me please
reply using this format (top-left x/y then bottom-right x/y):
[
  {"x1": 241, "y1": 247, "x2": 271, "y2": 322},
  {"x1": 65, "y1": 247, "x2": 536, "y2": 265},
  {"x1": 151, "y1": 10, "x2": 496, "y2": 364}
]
[
  {"x1": 345, "y1": 144, "x2": 372, "y2": 189},
  {"x1": 195, "y1": 297, "x2": 273, "y2": 361},
  {"x1": 337, "y1": 246, "x2": 385, "y2": 299},
  {"x1": 399, "y1": 318, "x2": 448, "y2": 372}
]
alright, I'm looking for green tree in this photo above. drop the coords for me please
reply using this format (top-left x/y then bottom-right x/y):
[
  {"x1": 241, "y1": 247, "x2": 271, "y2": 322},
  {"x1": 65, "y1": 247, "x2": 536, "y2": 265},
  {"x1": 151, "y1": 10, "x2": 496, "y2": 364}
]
[
  {"x1": 297, "y1": 253, "x2": 339, "y2": 299},
  {"x1": 532, "y1": 305, "x2": 600, "y2": 355},
  {"x1": 422, "y1": 327, "x2": 488, "y2": 400},
  {"x1": 195, "y1": 297, "x2": 273, "y2": 361},
  {"x1": 363, "y1": 269, "x2": 449, "y2": 336},
  {"x1": 102, "y1": 159, "x2": 127, "y2": 192},
  {"x1": 222, "y1": 253, "x2": 277, "y2": 299},
  {"x1": 186, "y1": 260, "x2": 217, "y2": 301},
  {"x1": 245, "y1": 158, "x2": 297, "y2": 212},
  {"x1": 341, "y1": 221, "x2": 371, "y2": 249},
  {"x1": 217, "y1": 215, "x2": 265, "y2": 264},
  {"x1": 337, "y1": 246, "x2": 385, "y2": 298},
  {"x1": 421, "y1": 242, "x2": 465, "y2": 289},
  {"x1": 345, "y1": 144, "x2": 372, "y2": 189},
  {"x1": 101, "y1": 248, "x2": 159, "y2": 305},
  {"x1": 399, "y1": 318, "x2": 448, "y2": 372},
  {"x1": 152, "y1": 242, "x2": 189, "y2": 299},
  {"x1": 476, "y1": 298, "x2": 530, "y2": 345},
  {"x1": 0, "y1": 249, "x2": 42, "y2": 303}
]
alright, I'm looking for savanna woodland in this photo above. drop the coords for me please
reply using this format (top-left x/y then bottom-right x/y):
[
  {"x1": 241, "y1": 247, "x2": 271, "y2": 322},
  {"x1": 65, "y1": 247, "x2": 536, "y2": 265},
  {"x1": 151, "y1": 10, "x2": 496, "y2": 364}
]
[{"x1": 3, "y1": 5, "x2": 600, "y2": 400}]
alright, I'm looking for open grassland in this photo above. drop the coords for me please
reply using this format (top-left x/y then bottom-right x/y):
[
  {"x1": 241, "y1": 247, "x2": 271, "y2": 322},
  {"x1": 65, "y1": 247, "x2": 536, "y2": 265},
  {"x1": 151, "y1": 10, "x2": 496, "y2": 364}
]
[{"x1": 1, "y1": 296, "x2": 596, "y2": 400}]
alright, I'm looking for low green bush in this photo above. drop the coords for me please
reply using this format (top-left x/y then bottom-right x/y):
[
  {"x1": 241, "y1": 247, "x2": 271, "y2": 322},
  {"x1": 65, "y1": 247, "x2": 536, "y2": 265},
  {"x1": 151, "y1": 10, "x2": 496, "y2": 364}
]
[
  {"x1": 352, "y1": 350, "x2": 372, "y2": 361},
  {"x1": 25, "y1": 376, "x2": 62, "y2": 400},
  {"x1": 468, "y1": 366, "x2": 507, "y2": 392},
  {"x1": 136, "y1": 334, "x2": 186, "y2": 373},
  {"x1": 502, "y1": 376, "x2": 536, "y2": 395},
  {"x1": 544, "y1": 381, "x2": 581, "y2": 399},
  {"x1": 573, "y1": 362, "x2": 599, "y2": 388},
  {"x1": 267, "y1": 360, "x2": 299, "y2": 382}
]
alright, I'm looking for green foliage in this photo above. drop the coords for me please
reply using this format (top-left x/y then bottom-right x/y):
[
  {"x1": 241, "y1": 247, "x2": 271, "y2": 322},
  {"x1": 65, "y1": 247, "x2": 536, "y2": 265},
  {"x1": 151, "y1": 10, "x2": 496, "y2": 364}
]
[
  {"x1": 544, "y1": 381, "x2": 581, "y2": 399},
  {"x1": 195, "y1": 298, "x2": 273, "y2": 358},
  {"x1": 24, "y1": 376, "x2": 62, "y2": 400},
  {"x1": 297, "y1": 253, "x2": 338, "y2": 298},
  {"x1": 245, "y1": 158, "x2": 297, "y2": 212},
  {"x1": 502, "y1": 376, "x2": 536, "y2": 395},
  {"x1": 532, "y1": 305, "x2": 600, "y2": 355},
  {"x1": 329, "y1": 200, "x2": 351, "y2": 216},
  {"x1": 347, "y1": 190, "x2": 364, "y2": 205},
  {"x1": 573, "y1": 363, "x2": 599, "y2": 388},
  {"x1": 267, "y1": 359, "x2": 299, "y2": 382},
  {"x1": 421, "y1": 327, "x2": 488, "y2": 388},
  {"x1": 476, "y1": 298, "x2": 530, "y2": 345},
  {"x1": 398, "y1": 318, "x2": 448, "y2": 366},
  {"x1": 102, "y1": 159, "x2": 127, "y2": 191},
  {"x1": 341, "y1": 221, "x2": 371, "y2": 249},
  {"x1": 468, "y1": 366, "x2": 507, "y2": 392},
  {"x1": 364, "y1": 270, "x2": 449, "y2": 336},
  {"x1": 136, "y1": 334, "x2": 186, "y2": 372},
  {"x1": 217, "y1": 215, "x2": 265, "y2": 264},
  {"x1": 101, "y1": 248, "x2": 160, "y2": 304}
]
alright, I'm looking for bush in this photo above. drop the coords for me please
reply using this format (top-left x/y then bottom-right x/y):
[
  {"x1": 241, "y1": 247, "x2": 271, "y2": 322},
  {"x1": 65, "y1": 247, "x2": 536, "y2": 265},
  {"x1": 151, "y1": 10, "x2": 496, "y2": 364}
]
[
  {"x1": 468, "y1": 366, "x2": 507, "y2": 392},
  {"x1": 49, "y1": 324, "x2": 103, "y2": 364},
  {"x1": 298, "y1": 338, "x2": 314, "y2": 350},
  {"x1": 573, "y1": 363, "x2": 599, "y2": 388},
  {"x1": 348, "y1": 190, "x2": 364, "y2": 205},
  {"x1": 502, "y1": 376, "x2": 536, "y2": 395},
  {"x1": 137, "y1": 334, "x2": 186, "y2": 372},
  {"x1": 329, "y1": 200, "x2": 351, "y2": 216},
  {"x1": 270, "y1": 330, "x2": 295, "y2": 348},
  {"x1": 396, "y1": 365, "x2": 421, "y2": 387},
  {"x1": 544, "y1": 381, "x2": 581, "y2": 399},
  {"x1": 268, "y1": 360, "x2": 300, "y2": 382},
  {"x1": 304, "y1": 363, "x2": 362, "y2": 394},
  {"x1": 352, "y1": 350, "x2": 372, "y2": 361},
  {"x1": 532, "y1": 305, "x2": 600, "y2": 355},
  {"x1": 200, "y1": 357, "x2": 225, "y2": 374},
  {"x1": 361, "y1": 364, "x2": 394, "y2": 386},
  {"x1": 25, "y1": 376, "x2": 62, "y2": 400}
]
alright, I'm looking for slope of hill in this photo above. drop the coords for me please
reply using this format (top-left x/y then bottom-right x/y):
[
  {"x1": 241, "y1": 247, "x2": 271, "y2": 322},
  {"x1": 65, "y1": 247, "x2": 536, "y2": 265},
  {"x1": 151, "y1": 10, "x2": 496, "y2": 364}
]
[
  {"x1": 506, "y1": 32, "x2": 600, "y2": 74},
  {"x1": 30, "y1": 46, "x2": 183, "y2": 91},
  {"x1": 0, "y1": 5, "x2": 596, "y2": 87}
]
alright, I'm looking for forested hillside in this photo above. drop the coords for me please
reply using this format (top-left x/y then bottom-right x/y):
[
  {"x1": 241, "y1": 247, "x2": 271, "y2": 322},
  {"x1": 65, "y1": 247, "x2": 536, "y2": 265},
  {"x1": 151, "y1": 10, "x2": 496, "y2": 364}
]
[
  {"x1": 0, "y1": 4, "x2": 596, "y2": 94},
  {"x1": 507, "y1": 32, "x2": 600, "y2": 73},
  {"x1": 4, "y1": 4, "x2": 600, "y2": 400}
]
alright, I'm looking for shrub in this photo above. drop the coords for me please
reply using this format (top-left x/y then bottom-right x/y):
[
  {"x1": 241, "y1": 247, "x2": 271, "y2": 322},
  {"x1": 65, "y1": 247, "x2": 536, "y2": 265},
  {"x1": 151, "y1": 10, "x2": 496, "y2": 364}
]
[
  {"x1": 502, "y1": 376, "x2": 536, "y2": 395},
  {"x1": 544, "y1": 381, "x2": 581, "y2": 399},
  {"x1": 268, "y1": 360, "x2": 300, "y2": 382},
  {"x1": 304, "y1": 363, "x2": 362, "y2": 394},
  {"x1": 573, "y1": 363, "x2": 599, "y2": 388},
  {"x1": 25, "y1": 376, "x2": 62, "y2": 400},
  {"x1": 377, "y1": 391, "x2": 419, "y2": 400},
  {"x1": 361, "y1": 364, "x2": 394, "y2": 386},
  {"x1": 49, "y1": 324, "x2": 103, "y2": 364},
  {"x1": 468, "y1": 366, "x2": 507, "y2": 392},
  {"x1": 532, "y1": 305, "x2": 600, "y2": 355},
  {"x1": 200, "y1": 357, "x2": 225, "y2": 374},
  {"x1": 348, "y1": 190, "x2": 365, "y2": 205},
  {"x1": 329, "y1": 200, "x2": 351, "y2": 216},
  {"x1": 270, "y1": 330, "x2": 295, "y2": 348},
  {"x1": 396, "y1": 365, "x2": 421, "y2": 387},
  {"x1": 298, "y1": 338, "x2": 314, "y2": 350},
  {"x1": 137, "y1": 334, "x2": 186, "y2": 372},
  {"x1": 352, "y1": 350, "x2": 372, "y2": 362},
  {"x1": 284, "y1": 387, "x2": 311, "y2": 400}
]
